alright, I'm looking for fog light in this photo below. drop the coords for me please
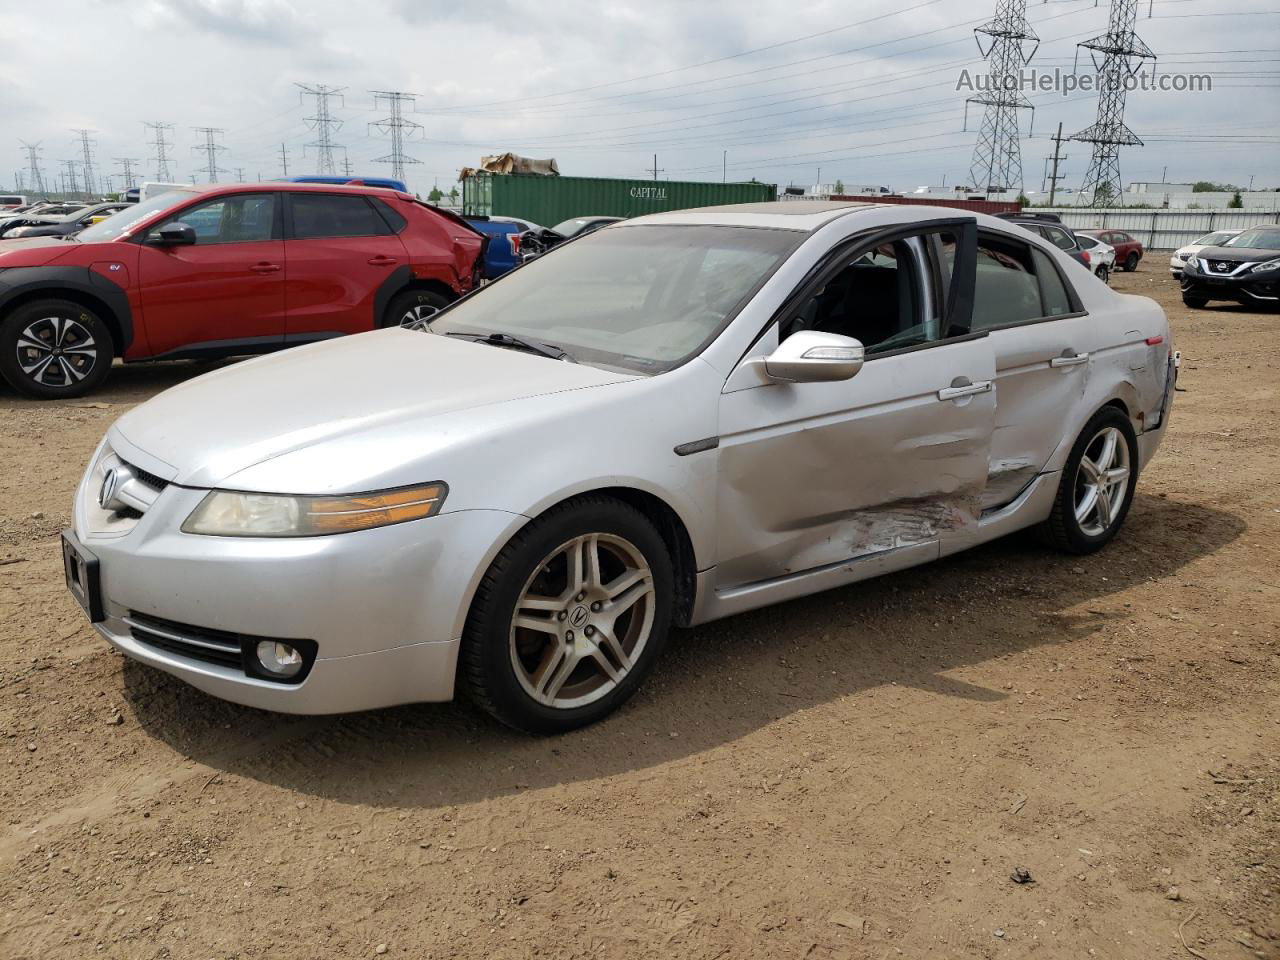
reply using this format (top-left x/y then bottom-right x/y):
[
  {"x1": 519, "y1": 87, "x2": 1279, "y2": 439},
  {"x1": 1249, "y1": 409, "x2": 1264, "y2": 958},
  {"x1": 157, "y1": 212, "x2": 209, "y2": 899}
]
[{"x1": 256, "y1": 641, "x2": 303, "y2": 678}]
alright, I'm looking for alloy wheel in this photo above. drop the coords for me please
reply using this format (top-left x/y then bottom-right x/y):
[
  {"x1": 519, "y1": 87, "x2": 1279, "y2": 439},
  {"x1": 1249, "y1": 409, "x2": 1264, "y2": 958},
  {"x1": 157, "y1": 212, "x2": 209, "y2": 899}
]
[
  {"x1": 16, "y1": 315, "x2": 98, "y2": 388},
  {"x1": 398, "y1": 304, "x2": 438, "y2": 331},
  {"x1": 1073, "y1": 425, "x2": 1131, "y2": 537},
  {"x1": 509, "y1": 533, "x2": 656, "y2": 710}
]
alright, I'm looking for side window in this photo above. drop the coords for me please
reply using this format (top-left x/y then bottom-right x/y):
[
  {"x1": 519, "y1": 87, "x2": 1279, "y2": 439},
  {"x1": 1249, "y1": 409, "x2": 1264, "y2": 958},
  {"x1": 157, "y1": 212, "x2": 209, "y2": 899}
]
[
  {"x1": 972, "y1": 232, "x2": 1076, "y2": 329},
  {"x1": 371, "y1": 198, "x2": 407, "y2": 233},
  {"x1": 291, "y1": 194, "x2": 391, "y2": 239},
  {"x1": 161, "y1": 194, "x2": 275, "y2": 244},
  {"x1": 784, "y1": 233, "x2": 945, "y2": 355}
]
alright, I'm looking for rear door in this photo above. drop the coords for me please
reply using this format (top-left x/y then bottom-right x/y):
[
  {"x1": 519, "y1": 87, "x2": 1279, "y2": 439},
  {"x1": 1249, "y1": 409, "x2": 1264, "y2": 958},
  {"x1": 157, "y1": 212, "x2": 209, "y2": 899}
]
[
  {"x1": 135, "y1": 191, "x2": 285, "y2": 357},
  {"x1": 282, "y1": 192, "x2": 408, "y2": 336},
  {"x1": 965, "y1": 228, "x2": 1095, "y2": 517},
  {"x1": 715, "y1": 219, "x2": 995, "y2": 589}
]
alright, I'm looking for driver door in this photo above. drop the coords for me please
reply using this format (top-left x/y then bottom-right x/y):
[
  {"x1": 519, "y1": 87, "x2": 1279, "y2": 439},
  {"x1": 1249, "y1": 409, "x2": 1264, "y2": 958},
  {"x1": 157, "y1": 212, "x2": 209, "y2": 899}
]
[{"x1": 713, "y1": 220, "x2": 994, "y2": 597}]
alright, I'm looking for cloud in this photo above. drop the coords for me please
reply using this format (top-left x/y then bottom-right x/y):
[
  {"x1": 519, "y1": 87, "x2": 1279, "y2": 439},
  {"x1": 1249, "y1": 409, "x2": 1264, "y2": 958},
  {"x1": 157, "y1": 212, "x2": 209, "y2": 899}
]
[{"x1": 154, "y1": 0, "x2": 320, "y2": 47}]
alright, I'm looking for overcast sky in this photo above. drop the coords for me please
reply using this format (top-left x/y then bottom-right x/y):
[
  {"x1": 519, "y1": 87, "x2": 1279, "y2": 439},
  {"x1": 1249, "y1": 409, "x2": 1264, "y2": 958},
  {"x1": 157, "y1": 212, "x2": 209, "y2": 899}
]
[{"x1": 3, "y1": 0, "x2": 1277, "y2": 196}]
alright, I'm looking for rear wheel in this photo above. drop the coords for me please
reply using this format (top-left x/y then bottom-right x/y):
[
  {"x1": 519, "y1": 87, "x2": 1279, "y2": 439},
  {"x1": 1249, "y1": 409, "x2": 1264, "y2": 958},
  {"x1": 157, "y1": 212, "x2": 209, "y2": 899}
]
[
  {"x1": 460, "y1": 496, "x2": 674, "y2": 734},
  {"x1": 1040, "y1": 407, "x2": 1138, "y2": 555},
  {"x1": 1182, "y1": 294, "x2": 1208, "y2": 309},
  {"x1": 1124, "y1": 252, "x2": 1139, "y2": 272},
  {"x1": 380, "y1": 289, "x2": 450, "y2": 331},
  {"x1": 0, "y1": 299, "x2": 114, "y2": 399}
]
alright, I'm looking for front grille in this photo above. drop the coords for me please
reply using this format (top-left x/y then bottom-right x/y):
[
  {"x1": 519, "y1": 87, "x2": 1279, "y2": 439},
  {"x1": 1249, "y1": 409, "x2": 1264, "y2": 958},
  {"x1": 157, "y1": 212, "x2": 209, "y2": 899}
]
[
  {"x1": 129, "y1": 464, "x2": 169, "y2": 493},
  {"x1": 1203, "y1": 258, "x2": 1243, "y2": 274},
  {"x1": 127, "y1": 612, "x2": 244, "y2": 669}
]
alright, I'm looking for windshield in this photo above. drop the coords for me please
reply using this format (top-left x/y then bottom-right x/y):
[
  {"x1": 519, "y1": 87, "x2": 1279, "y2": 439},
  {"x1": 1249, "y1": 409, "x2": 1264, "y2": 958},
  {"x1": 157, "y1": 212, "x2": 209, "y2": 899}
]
[
  {"x1": 433, "y1": 224, "x2": 802, "y2": 373},
  {"x1": 1194, "y1": 231, "x2": 1236, "y2": 246},
  {"x1": 1224, "y1": 228, "x2": 1280, "y2": 251},
  {"x1": 76, "y1": 188, "x2": 199, "y2": 243},
  {"x1": 551, "y1": 218, "x2": 604, "y2": 238}
]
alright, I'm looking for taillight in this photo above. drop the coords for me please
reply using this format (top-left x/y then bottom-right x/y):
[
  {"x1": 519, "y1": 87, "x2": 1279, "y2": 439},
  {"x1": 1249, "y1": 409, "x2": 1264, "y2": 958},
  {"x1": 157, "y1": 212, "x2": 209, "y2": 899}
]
[
  {"x1": 508, "y1": 233, "x2": 521, "y2": 255},
  {"x1": 1080, "y1": 250, "x2": 1091, "y2": 265}
]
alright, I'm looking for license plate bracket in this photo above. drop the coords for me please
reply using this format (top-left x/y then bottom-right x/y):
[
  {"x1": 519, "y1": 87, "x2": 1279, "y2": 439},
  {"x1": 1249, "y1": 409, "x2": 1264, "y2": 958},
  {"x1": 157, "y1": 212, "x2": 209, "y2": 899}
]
[{"x1": 61, "y1": 530, "x2": 104, "y2": 623}]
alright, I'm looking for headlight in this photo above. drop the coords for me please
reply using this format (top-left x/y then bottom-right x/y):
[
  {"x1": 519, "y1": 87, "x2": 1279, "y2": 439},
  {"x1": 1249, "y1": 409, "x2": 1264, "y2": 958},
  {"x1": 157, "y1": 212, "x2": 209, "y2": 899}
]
[
  {"x1": 181, "y1": 483, "x2": 447, "y2": 537},
  {"x1": 1184, "y1": 256, "x2": 1200, "y2": 272},
  {"x1": 1249, "y1": 258, "x2": 1280, "y2": 274}
]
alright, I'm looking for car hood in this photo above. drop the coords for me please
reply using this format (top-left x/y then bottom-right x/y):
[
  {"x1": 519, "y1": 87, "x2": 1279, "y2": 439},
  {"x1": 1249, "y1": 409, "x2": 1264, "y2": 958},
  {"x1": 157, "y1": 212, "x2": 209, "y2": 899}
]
[
  {"x1": 110, "y1": 329, "x2": 638, "y2": 489},
  {"x1": 0, "y1": 235, "x2": 77, "y2": 262},
  {"x1": 1196, "y1": 244, "x2": 1280, "y2": 263}
]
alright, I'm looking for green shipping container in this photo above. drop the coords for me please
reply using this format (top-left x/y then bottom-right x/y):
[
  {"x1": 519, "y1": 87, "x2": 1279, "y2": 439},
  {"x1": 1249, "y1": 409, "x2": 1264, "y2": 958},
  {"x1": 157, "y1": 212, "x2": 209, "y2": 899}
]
[{"x1": 462, "y1": 173, "x2": 776, "y2": 227}]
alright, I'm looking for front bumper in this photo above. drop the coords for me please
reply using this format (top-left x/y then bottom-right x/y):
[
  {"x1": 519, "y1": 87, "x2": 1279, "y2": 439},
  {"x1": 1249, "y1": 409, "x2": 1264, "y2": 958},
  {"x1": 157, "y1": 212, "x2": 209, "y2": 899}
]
[
  {"x1": 73, "y1": 467, "x2": 525, "y2": 714},
  {"x1": 1182, "y1": 268, "x2": 1280, "y2": 305}
]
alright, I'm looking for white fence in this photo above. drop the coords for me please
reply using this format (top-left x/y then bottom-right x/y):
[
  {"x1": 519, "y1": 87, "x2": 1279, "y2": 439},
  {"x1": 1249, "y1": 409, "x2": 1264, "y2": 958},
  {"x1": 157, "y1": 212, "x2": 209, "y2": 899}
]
[{"x1": 1038, "y1": 208, "x2": 1278, "y2": 251}]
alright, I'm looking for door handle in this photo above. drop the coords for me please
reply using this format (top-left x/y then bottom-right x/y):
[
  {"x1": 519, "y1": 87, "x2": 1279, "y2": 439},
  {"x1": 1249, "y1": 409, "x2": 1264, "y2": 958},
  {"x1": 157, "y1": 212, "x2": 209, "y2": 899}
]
[
  {"x1": 367, "y1": 255, "x2": 398, "y2": 266},
  {"x1": 250, "y1": 262, "x2": 281, "y2": 274},
  {"x1": 1050, "y1": 351, "x2": 1089, "y2": 367},
  {"x1": 937, "y1": 378, "x2": 992, "y2": 402}
]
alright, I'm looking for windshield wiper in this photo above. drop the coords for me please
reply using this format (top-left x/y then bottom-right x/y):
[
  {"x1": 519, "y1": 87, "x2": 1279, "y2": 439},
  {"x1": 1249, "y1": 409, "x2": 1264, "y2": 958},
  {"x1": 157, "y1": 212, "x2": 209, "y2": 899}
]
[{"x1": 445, "y1": 331, "x2": 576, "y2": 363}]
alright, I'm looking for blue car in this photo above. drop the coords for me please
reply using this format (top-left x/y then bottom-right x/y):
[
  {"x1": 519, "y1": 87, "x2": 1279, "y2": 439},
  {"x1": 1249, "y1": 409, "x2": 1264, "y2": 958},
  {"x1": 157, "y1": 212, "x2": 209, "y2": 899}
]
[
  {"x1": 465, "y1": 216, "x2": 547, "y2": 279},
  {"x1": 277, "y1": 175, "x2": 409, "y2": 193}
]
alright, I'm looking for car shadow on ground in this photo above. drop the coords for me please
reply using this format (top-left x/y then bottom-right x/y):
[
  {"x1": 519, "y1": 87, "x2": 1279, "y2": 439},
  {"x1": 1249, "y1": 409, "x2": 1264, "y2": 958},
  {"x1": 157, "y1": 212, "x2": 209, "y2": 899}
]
[
  {"x1": 0, "y1": 358, "x2": 243, "y2": 406},
  {"x1": 120, "y1": 492, "x2": 1244, "y2": 809}
]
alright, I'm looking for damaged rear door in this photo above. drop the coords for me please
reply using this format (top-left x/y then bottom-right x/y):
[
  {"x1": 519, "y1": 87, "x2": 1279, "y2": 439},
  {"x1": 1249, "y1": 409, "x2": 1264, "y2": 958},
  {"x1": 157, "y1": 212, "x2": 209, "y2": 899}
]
[{"x1": 713, "y1": 218, "x2": 994, "y2": 593}]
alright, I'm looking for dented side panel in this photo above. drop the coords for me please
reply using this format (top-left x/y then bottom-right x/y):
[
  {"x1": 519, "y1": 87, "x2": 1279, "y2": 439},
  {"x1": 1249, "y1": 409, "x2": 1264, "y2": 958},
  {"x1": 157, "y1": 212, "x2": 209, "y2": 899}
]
[{"x1": 713, "y1": 337, "x2": 995, "y2": 589}]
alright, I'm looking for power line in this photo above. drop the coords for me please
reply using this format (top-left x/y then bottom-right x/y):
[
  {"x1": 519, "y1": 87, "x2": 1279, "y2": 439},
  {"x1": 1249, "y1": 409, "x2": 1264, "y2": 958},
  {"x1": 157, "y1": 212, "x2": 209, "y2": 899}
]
[
  {"x1": 114, "y1": 157, "x2": 141, "y2": 190},
  {"x1": 965, "y1": 0, "x2": 1039, "y2": 197},
  {"x1": 192, "y1": 127, "x2": 228, "y2": 183},
  {"x1": 72, "y1": 129, "x2": 97, "y2": 196},
  {"x1": 1070, "y1": 0, "x2": 1155, "y2": 205},
  {"x1": 297, "y1": 82, "x2": 345, "y2": 174},
  {"x1": 369, "y1": 91, "x2": 422, "y2": 183},
  {"x1": 144, "y1": 121, "x2": 175, "y2": 182}
]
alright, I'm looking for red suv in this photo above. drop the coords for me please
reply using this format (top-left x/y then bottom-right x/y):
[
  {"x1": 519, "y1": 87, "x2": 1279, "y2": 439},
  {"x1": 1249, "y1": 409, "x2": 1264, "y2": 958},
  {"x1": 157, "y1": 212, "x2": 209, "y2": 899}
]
[
  {"x1": 1079, "y1": 229, "x2": 1144, "y2": 272},
  {"x1": 0, "y1": 183, "x2": 485, "y2": 398}
]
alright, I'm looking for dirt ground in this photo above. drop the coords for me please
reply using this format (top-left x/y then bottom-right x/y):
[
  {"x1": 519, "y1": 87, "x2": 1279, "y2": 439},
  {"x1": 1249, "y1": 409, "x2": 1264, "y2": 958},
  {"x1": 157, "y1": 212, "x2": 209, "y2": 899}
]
[{"x1": 1, "y1": 265, "x2": 1276, "y2": 960}]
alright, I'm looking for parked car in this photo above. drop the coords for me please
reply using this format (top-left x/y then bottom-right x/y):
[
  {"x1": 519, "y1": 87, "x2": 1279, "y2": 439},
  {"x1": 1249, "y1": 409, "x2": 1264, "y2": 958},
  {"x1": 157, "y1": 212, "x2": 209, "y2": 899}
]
[
  {"x1": 464, "y1": 215, "x2": 546, "y2": 278},
  {"x1": 1180, "y1": 224, "x2": 1280, "y2": 309},
  {"x1": 1169, "y1": 229, "x2": 1242, "y2": 277},
  {"x1": 1079, "y1": 229, "x2": 1143, "y2": 272},
  {"x1": 0, "y1": 182, "x2": 485, "y2": 398},
  {"x1": 0, "y1": 194, "x2": 26, "y2": 211},
  {"x1": 2, "y1": 202, "x2": 132, "y2": 239},
  {"x1": 60, "y1": 202, "x2": 1174, "y2": 733},
  {"x1": 1075, "y1": 233, "x2": 1116, "y2": 283},
  {"x1": 551, "y1": 216, "x2": 624, "y2": 239},
  {"x1": 0, "y1": 203, "x2": 89, "y2": 236},
  {"x1": 997, "y1": 213, "x2": 1091, "y2": 270}
]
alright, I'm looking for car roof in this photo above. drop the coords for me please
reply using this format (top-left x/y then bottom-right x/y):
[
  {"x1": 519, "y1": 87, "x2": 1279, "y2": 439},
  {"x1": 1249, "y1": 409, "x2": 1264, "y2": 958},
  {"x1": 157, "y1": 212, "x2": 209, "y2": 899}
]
[
  {"x1": 174, "y1": 182, "x2": 411, "y2": 200},
  {"x1": 624, "y1": 200, "x2": 885, "y2": 232}
]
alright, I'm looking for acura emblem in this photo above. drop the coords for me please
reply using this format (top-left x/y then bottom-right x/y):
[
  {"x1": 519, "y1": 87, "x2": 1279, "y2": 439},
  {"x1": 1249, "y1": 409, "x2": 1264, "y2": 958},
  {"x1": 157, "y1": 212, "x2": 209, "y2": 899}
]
[
  {"x1": 98, "y1": 468, "x2": 119, "y2": 509},
  {"x1": 569, "y1": 605, "x2": 590, "y2": 628}
]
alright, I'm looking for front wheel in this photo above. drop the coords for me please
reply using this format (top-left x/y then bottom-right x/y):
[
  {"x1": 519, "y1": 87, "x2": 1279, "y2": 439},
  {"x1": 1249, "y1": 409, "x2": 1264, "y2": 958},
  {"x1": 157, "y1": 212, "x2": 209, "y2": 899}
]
[
  {"x1": 1040, "y1": 407, "x2": 1139, "y2": 555},
  {"x1": 1124, "y1": 252, "x2": 1139, "y2": 272},
  {"x1": 460, "y1": 496, "x2": 674, "y2": 734},
  {"x1": 0, "y1": 299, "x2": 114, "y2": 399},
  {"x1": 1095, "y1": 265, "x2": 1110, "y2": 284},
  {"x1": 380, "y1": 289, "x2": 450, "y2": 331},
  {"x1": 1182, "y1": 294, "x2": 1208, "y2": 309}
]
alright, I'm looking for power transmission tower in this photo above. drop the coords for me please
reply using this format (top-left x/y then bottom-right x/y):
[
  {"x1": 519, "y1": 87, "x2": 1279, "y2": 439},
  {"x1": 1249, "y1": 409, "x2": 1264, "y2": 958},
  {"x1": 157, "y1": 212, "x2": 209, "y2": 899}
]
[
  {"x1": 114, "y1": 157, "x2": 141, "y2": 189},
  {"x1": 235, "y1": 167, "x2": 246, "y2": 183},
  {"x1": 297, "y1": 83, "x2": 345, "y2": 174},
  {"x1": 278, "y1": 142, "x2": 290, "y2": 176},
  {"x1": 192, "y1": 127, "x2": 228, "y2": 183},
  {"x1": 61, "y1": 159, "x2": 80, "y2": 197},
  {"x1": 369, "y1": 91, "x2": 422, "y2": 183},
  {"x1": 145, "y1": 121, "x2": 176, "y2": 181},
  {"x1": 15, "y1": 170, "x2": 24, "y2": 193},
  {"x1": 19, "y1": 141, "x2": 46, "y2": 194},
  {"x1": 72, "y1": 128, "x2": 98, "y2": 195},
  {"x1": 1044, "y1": 122, "x2": 1069, "y2": 205},
  {"x1": 1069, "y1": 0, "x2": 1155, "y2": 206},
  {"x1": 964, "y1": 0, "x2": 1038, "y2": 198},
  {"x1": 341, "y1": 154, "x2": 354, "y2": 177}
]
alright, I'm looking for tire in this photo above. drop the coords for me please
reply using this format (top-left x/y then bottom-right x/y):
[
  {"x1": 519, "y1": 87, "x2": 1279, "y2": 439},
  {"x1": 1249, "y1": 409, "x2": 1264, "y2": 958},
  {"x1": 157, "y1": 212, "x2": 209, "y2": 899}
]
[
  {"x1": 1040, "y1": 406, "x2": 1139, "y2": 555},
  {"x1": 1124, "y1": 252, "x2": 1139, "y2": 272},
  {"x1": 0, "y1": 298, "x2": 114, "y2": 399},
  {"x1": 1182, "y1": 294, "x2": 1208, "y2": 309},
  {"x1": 460, "y1": 495, "x2": 675, "y2": 734},
  {"x1": 380, "y1": 289, "x2": 450, "y2": 331},
  {"x1": 1095, "y1": 265, "x2": 1110, "y2": 284}
]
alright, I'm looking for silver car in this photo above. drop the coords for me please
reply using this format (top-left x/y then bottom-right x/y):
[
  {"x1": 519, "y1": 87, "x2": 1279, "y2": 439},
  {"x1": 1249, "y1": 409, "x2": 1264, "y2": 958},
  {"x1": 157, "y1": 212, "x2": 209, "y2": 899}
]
[{"x1": 62, "y1": 202, "x2": 1175, "y2": 733}]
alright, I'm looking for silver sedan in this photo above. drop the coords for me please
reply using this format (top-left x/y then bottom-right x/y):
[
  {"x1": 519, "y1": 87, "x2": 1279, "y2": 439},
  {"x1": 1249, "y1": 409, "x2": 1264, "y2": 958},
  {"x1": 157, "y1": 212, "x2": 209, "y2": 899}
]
[{"x1": 62, "y1": 201, "x2": 1175, "y2": 733}]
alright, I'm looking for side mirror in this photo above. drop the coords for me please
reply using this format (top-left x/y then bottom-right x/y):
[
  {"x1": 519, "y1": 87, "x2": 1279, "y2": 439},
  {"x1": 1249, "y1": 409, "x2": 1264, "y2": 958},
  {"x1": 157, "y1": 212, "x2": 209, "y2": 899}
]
[
  {"x1": 762, "y1": 330, "x2": 864, "y2": 383},
  {"x1": 149, "y1": 222, "x2": 196, "y2": 246}
]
